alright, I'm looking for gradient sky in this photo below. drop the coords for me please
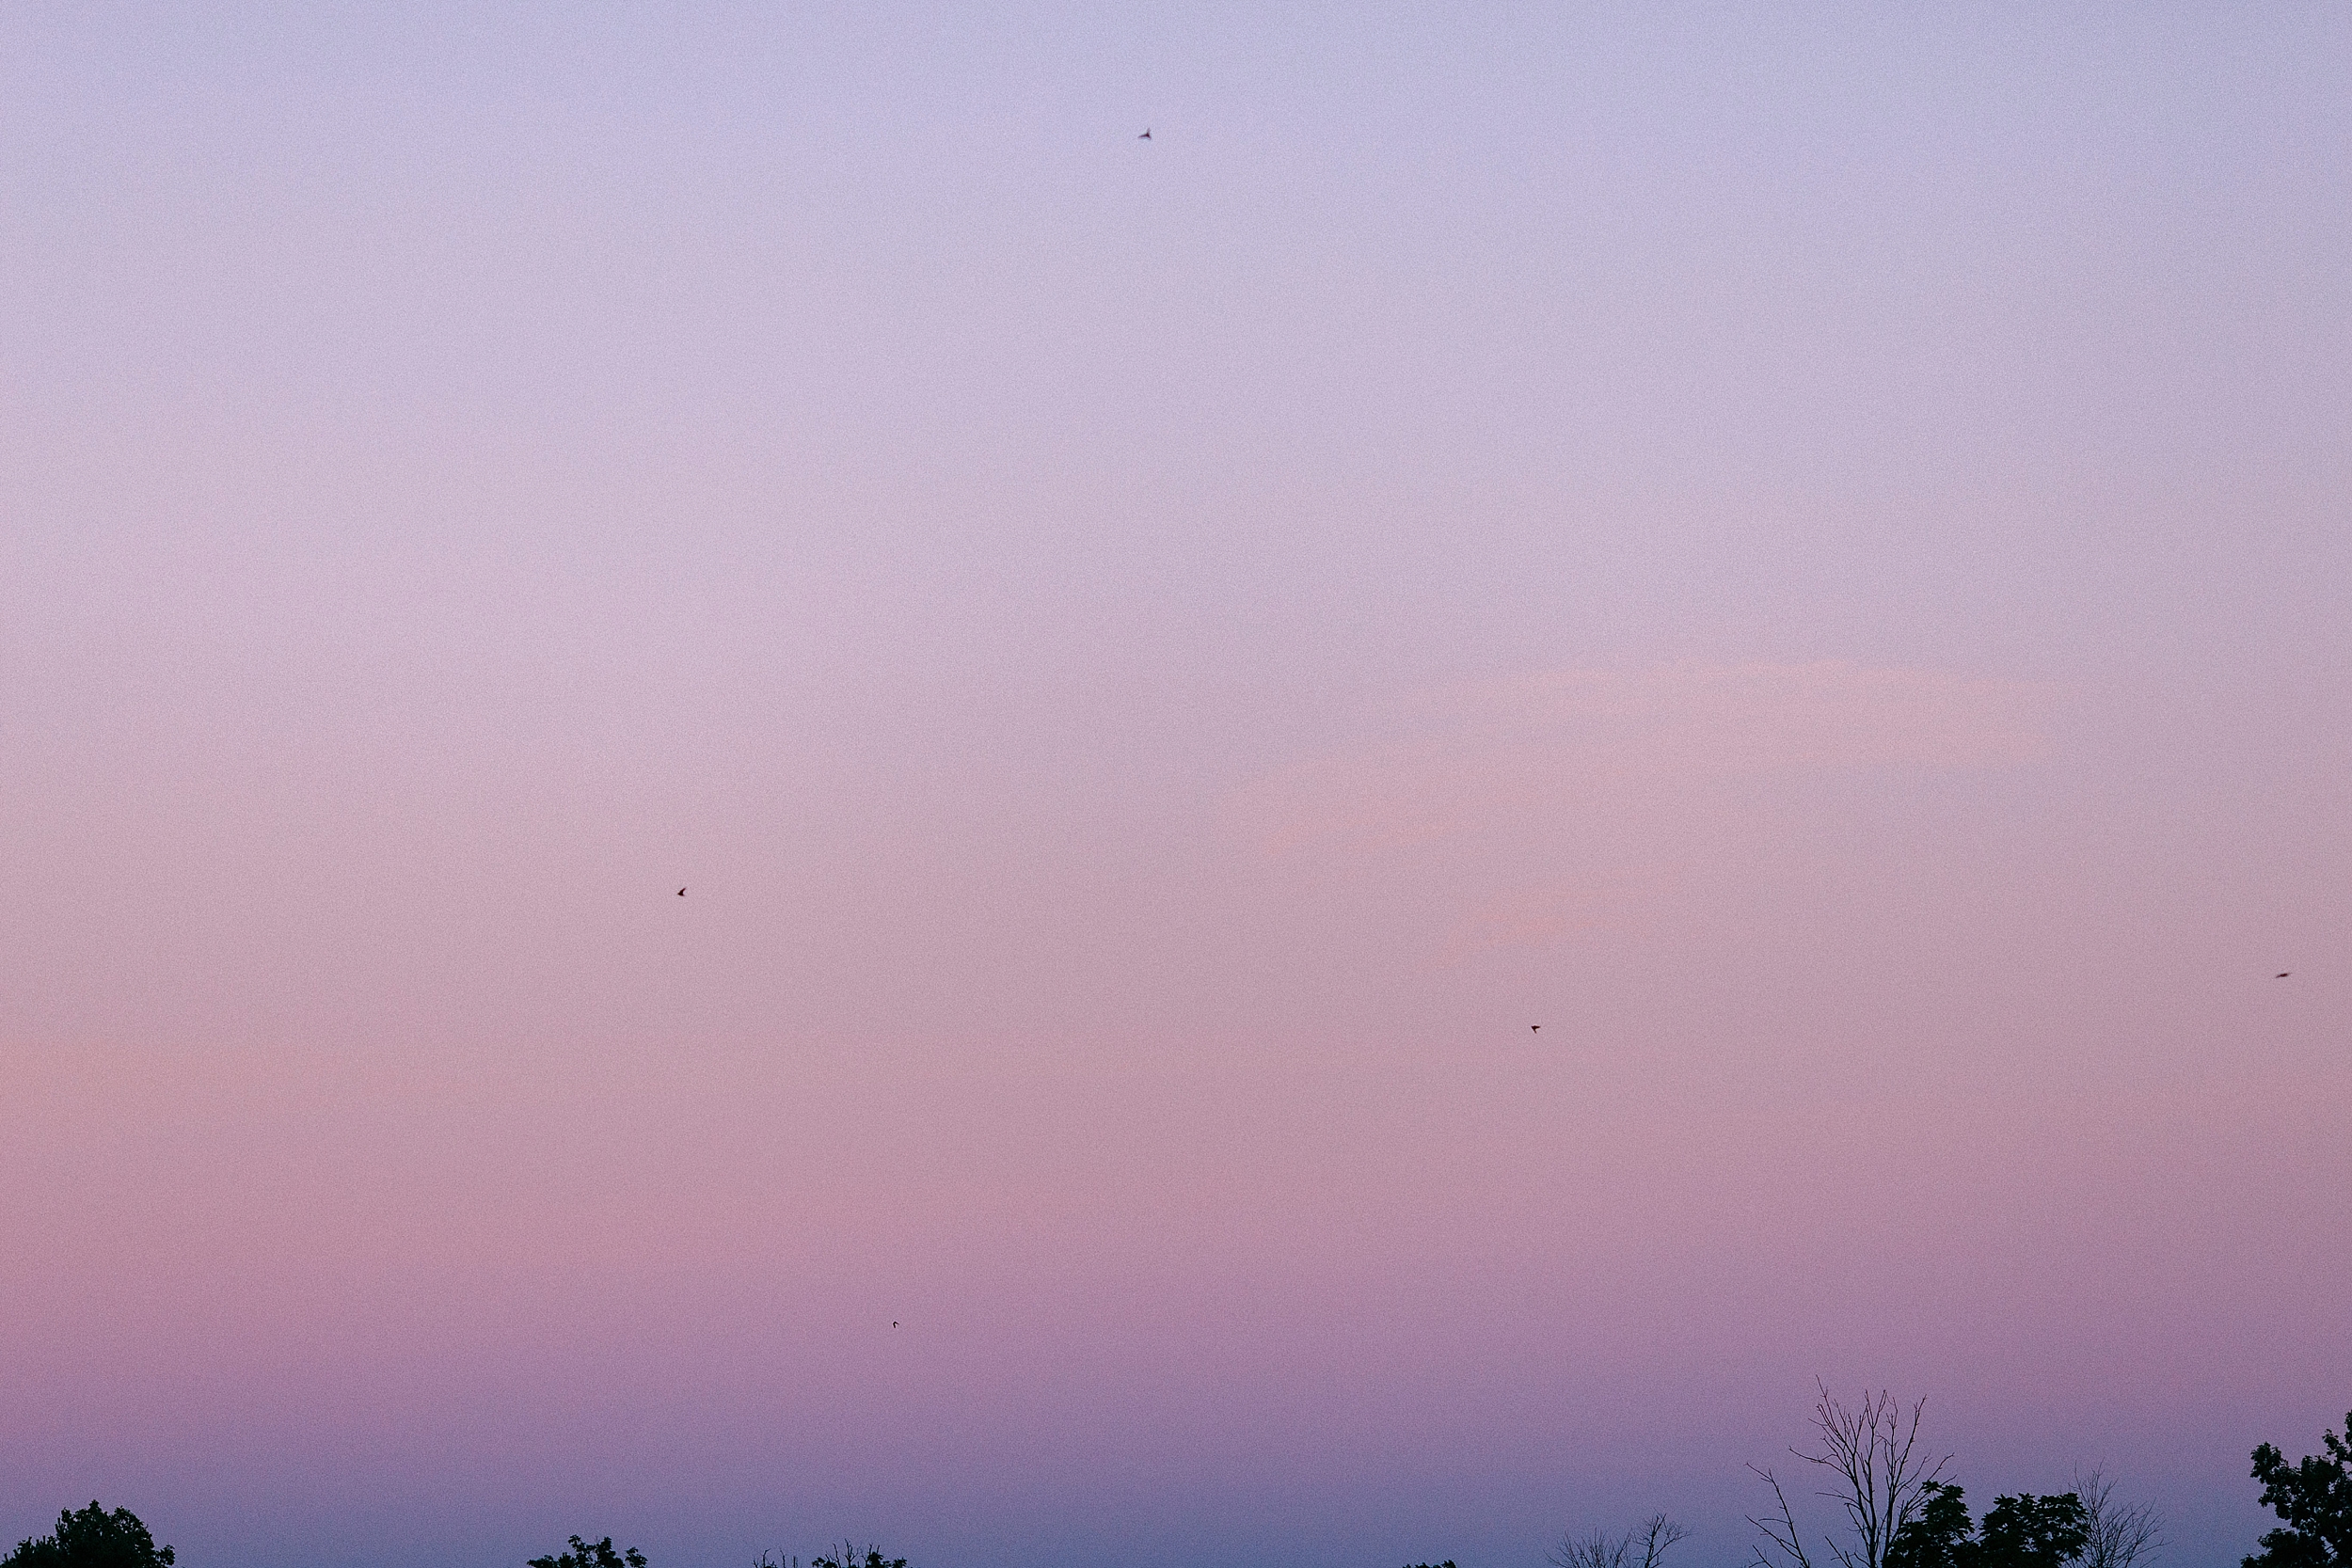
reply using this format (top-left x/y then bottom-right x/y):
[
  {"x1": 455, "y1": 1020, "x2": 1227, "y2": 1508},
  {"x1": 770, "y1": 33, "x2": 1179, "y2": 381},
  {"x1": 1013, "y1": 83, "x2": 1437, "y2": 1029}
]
[{"x1": 4, "y1": 5, "x2": 2348, "y2": 1567}]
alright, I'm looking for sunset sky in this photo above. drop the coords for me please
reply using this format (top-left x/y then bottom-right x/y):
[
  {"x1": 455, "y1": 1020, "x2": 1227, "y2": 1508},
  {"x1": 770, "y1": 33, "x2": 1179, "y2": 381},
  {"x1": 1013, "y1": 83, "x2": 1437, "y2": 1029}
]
[{"x1": 3, "y1": 6, "x2": 2347, "y2": 1567}]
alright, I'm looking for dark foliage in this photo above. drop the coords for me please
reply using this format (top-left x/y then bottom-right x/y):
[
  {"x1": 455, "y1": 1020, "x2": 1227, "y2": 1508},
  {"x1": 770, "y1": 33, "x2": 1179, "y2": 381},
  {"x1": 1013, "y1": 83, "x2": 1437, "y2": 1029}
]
[
  {"x1": 3, "y1": 1504, "x2": 174, "y2": 1568},
  {"x1": 1888, "y1": 1484, "x2": 1976, "y2": 1568},
  {"x1": 1884, "y1": 1483, "x2": 2088, "y2": 1568},
  {"x1": 1977, "y1": 1494, "x2": 2090, "y2": 1568},
  {"x1": 528, "y1": 1536, "x2": 646, "y2": 1568},
  {"x1": 2246, "y1": 1413, "x2": 2352, "y2": 1568}
]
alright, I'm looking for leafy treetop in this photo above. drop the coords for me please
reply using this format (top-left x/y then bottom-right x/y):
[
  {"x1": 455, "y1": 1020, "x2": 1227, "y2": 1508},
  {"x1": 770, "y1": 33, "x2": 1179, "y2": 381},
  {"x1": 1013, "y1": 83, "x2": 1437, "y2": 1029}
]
[
  {"x1": 1888, "y1": 1483, "x2": 1977, "y2": 1568},
  {"x1": 528, "y1": 1536, "x2": 647, "y2": 1568},
  {"x1": 2, "y1": 1504, "x2": 175, "y2": 1568},
  {"x1": 1978, "y1": 1494, "x2": 2090, "y2": 1568},
  {"x1": 1886, "y1": 1485, "x2": 2087, "y2": 1568},
  {"x1": 2246, "y1": 1413, "x2": 2352, "y2": 1568}
]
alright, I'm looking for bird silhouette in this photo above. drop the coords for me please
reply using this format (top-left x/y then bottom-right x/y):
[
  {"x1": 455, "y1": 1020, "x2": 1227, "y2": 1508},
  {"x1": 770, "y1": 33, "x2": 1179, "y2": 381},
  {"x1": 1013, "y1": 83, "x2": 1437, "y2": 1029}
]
[
  {"x1": 1138, "y1": 128, "x2": 1152, "y2": 139},
  {"x1": 2276, "y1": 972, "x2": 2291, "y2": 978},
  {"x1": 1531, "y1": 1024, "x2": 1540, "y2": 1033},
  {"x1": 892, "y1": 1322, "x2": 899, "y2": 1328},
  {"x1": 677, "y1": 887, "x2": 686, "y2": 896}
]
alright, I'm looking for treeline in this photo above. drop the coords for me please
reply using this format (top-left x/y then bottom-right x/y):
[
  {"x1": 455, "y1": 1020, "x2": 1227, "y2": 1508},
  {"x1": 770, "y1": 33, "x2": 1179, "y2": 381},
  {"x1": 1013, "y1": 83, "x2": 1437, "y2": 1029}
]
[
  {"x1": 7, "y1": 1397, "x2": 2345, "y2": 1568},
  {"x1": 1665, "y1": 1389, "x2": 2345, "y2": 1568},
  {"x1": 1742, "y1": 1388, "x2": 2159, "y2": 1568}
]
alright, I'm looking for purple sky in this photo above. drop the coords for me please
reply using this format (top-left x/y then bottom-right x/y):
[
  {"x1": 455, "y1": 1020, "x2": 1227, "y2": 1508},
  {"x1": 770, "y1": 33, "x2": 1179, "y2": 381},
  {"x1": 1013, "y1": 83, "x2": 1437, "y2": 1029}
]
[{"x1": 3, "y1": 6, "x2": 2348, "y2": 1567}]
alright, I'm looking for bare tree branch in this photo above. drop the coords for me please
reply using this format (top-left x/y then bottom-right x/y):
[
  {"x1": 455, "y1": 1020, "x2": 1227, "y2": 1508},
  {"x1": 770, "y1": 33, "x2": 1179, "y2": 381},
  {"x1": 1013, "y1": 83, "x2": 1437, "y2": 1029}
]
[
  {"x1": 2075, "y1": 1466, "x2": 2164, "y2": 1568},
  {"x1": 1551, "y1": 1528, "x2": 1631, "y2": 1568},
  {"x1": 1753, "y1": 1385, "x2": 1951, "y2": 1568},
  {"x1": 1637, "y1": 1513, "x2": 1691, "y2": 1568},
  {"x1": 1555, "y1": 1512, "x2": 1689, "y2": 1568},
  {"x1": 1751, "y1": 1465, "x2": 1818, "y2": 1568}
]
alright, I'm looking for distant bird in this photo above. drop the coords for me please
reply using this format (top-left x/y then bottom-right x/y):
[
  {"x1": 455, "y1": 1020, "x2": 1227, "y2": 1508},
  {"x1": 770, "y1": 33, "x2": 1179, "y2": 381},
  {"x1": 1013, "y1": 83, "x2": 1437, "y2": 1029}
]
[
  {"x1": 1138, "y1": 128, "x2": 1152, "y2": 139},
  {"x1": 1531, "y1": 1024, "x2": 1540, "y2": 1033},
  {"x1": 678, "y1": 887, "x2": 687, "y2": 896},
  {"x1": 892, "y1": 1322, "x2": 899, "y2": 1328},
  {"x1": 2276, "y1": 972, "x2": 2291, "y2": 978}
]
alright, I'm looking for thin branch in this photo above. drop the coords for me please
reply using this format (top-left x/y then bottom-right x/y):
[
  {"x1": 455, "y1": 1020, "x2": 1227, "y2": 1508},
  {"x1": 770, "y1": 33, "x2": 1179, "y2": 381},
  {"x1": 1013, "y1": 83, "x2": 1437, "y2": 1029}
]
[
  {"x1": 1759, "y1": 1385, "x2": 1950, "y2": 1568},
  {"x1": 2076, "y1": 1465, "x2": 2164, "y2": 1568},
  {"x1": 1750, "y1": 1465, "x2": 1819, "y2": 1568}
]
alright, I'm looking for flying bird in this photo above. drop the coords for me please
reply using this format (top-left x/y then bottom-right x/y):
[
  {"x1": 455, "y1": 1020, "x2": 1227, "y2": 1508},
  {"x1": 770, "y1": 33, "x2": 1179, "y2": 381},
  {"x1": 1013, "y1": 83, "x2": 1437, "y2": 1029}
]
[
  {"x1": 1531, "y1": 1024, "x2": 1540, "y2": 1033},
  {"x1": 677, "y1": 887, "x2": 687, "y2": 896},
  {"x1": 892, "y1": 1322, "x2": 899, "y2": 1328},
  {"x1": 1138, "y1": 128, "x2": 1152, "y2": 139},
  {"x1": 2276, "y1": 972, "x2": 2290, "y2": 978}
]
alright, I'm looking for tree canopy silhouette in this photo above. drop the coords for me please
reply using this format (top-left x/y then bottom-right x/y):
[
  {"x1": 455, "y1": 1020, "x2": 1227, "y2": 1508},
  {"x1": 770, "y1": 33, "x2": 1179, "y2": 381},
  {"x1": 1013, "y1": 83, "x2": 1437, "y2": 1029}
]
[
  {"x1": 528, "y1": 1536, "x2": 646, "y2": 1568},
  {"x1": 1887, "y1": 1482, "x2": 1976, "y2": 1568},
  {"x1": 2246, "y1": 1411, "x2": 2352, "y2": 1568},
  {"x1": 1978, "y1": 1494, "x2": 2090, "y2": 1568},
  {"x1": 1885, "y1": 1484, "x2": 2087, "y2": 1568},
  {"x1": 3, "y1": 1503, "x2": 174, "y2": 1568}
]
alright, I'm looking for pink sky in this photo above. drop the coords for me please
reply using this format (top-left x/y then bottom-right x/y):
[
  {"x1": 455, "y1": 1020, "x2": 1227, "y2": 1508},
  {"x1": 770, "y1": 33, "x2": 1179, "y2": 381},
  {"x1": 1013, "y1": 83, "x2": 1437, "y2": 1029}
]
[{"x1": 3, "y1": 6, "x2": 2348, "y2": 1568}]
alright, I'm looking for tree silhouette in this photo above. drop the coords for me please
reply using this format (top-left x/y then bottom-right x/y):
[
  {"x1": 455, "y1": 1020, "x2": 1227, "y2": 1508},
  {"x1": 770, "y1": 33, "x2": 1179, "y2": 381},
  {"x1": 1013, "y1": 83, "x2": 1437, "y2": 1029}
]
[
  {"x1": 1884, "y1": 1482, "x2": 2090, "y2": 1568},
  {"x1": 2, "y1": 1504, "x2": 174, "y2": 1568},
  {"x1": 809, "y1": 1544, "x2": 905, "y2": 1568},
  {"x1": 2246, "y1": 1411, "x2": 2352, "y2": 1568},
  {"x1": 1976, "y1": 1494, "x2": 2089, "y2": 1568},
  {"x1": 1752, "y1": 1386, "x2": 1952, "y2": 1568},
  {"x1": 2074, "y1": 1467, "x2": 2163, "y2": 1568},
  {"x1": 528, "y1": 1535, "x2": 646, "y2": 1568},
  {"x1": 1553, "y1": 1514, "x2": 1689, "y2": 1568},
  {"x1": 1887, "y1": 1483, "x2": 1975, "y2": 1568}
]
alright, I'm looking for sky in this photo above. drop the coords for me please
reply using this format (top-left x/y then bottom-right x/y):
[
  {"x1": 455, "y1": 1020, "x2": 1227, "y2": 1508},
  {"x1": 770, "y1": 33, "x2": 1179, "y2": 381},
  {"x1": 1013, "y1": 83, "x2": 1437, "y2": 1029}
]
[{"x1": 2, "y1": 4, "x2": 2348, "y2": 1567}]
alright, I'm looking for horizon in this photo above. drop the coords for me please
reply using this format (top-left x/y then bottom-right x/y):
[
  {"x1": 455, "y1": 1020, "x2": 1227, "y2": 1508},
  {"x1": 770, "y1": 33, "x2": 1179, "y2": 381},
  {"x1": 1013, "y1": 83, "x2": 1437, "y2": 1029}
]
[{"x1": 3, "y1": 4, "x2": 2347, "y2": 1566}]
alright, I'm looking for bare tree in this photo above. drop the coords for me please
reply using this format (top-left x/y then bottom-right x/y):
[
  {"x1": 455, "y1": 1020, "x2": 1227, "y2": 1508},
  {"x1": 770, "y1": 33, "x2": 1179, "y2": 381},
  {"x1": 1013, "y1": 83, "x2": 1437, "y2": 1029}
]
[
  {"x1": 1750, "y1": 1384, "x2": 1952, "y2": 1568},
  {"x1": 2074, "y1": 1466, "x2": 2163, "y2": 1568},
  {"x1": 1552, "y1": 1514, "x2": 1689, "y2": 1568}
]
